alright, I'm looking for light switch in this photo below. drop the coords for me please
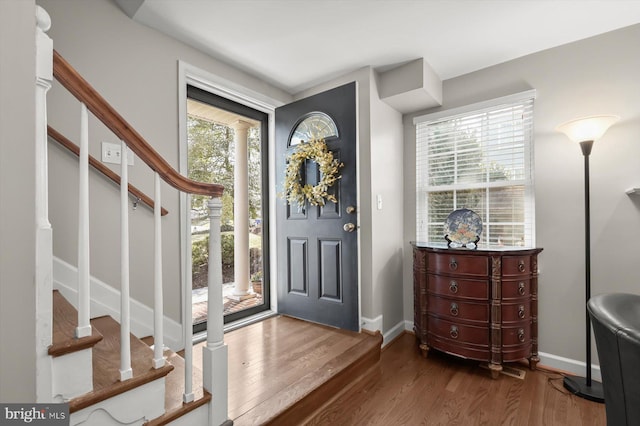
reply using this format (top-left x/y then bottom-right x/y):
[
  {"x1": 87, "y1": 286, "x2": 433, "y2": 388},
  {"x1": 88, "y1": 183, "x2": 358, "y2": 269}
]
[
  {"x1": 376, "y1": 194, "x2": 383, "y2": 210},
  {"x1": 101, "y1": 142, "x2": 134, "y2": 165}
]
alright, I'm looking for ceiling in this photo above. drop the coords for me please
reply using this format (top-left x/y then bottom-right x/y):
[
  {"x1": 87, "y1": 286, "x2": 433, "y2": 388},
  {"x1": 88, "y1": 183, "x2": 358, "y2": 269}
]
[{"x1": 118, "y1": 0, "x2": 640, "y2": 94}]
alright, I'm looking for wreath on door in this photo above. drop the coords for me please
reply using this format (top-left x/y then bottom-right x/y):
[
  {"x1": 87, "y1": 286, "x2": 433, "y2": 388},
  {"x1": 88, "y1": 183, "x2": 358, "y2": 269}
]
[{"x1": 283, "y1": 138, "x2": 343, "y2": 208}]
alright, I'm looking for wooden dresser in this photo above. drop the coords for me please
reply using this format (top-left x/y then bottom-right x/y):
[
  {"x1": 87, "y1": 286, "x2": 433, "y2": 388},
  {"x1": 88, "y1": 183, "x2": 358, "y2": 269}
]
[{"x1": 411, "y1": 242, "x2": 543, "y2": 378}]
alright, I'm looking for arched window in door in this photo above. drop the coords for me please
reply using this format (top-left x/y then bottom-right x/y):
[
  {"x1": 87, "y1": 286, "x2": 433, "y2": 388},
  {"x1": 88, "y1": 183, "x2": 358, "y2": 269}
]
[{"x1": 289, "y1": 112, "x2": 338, "y2": 146}]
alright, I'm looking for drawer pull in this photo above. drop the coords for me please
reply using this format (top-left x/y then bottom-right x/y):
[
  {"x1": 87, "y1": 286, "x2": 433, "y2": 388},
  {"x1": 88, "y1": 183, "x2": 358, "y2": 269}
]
[
  {"x1": 449, "y1": 281, "x2": 458, "y2": 294},
  {"x1": 518, "y1": 259, "x2": 526, "y2": 272},
  {"x1": 518, "y1": 328, "x2": 525, "y2": 342},
  {"x1": 518, "y1": 282, "x2": 526, "y2": 295},
  {"x1": 518, "y1": 305, "x2": 526, "y2": 319},
  {"x1": 450, "y1": 303, "x2": 459, "y2": 317},
  {"x1": 450, "y1": 325, "x2": 459, "y2": 339},
  {"x1": 449, "y1": 258, "x2": 458, "y2": 271}
]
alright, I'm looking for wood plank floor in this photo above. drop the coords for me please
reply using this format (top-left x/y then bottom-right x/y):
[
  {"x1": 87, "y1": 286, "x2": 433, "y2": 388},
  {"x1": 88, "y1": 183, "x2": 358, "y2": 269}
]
[
  {"x1": 191, "y1": 315, "x2": 381, "y2": 424},
  {"x1": 190, "y1": 316, "x2": 605, "y2": 425},
  {"x1": 311, "y1": 333, "x2": 607, "y2": 426}
]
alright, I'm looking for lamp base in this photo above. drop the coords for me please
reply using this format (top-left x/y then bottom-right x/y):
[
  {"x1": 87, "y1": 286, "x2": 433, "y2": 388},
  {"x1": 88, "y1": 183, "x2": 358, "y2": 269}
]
[{"x1": 563, "y1": 376, "x2": 605, "y2": 403}]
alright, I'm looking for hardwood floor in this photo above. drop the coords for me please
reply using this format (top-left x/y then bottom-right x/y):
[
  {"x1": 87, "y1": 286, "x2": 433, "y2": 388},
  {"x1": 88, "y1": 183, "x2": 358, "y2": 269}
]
[
  {"x1": 189, "y1": 316, "x2": 606, "y2": 425},
  {"x1": 191, "y1": 315, "x2": 382, "y2": 425},
  {"x1": 311, "y1": 333, "x2": 606, "y2": 426}
]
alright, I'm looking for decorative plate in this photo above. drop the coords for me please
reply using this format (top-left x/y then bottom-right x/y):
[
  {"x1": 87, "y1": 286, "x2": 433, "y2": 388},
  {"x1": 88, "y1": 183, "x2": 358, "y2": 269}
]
[{"x1": 444, "y1": 209, "x2": 482, "y2": 249}]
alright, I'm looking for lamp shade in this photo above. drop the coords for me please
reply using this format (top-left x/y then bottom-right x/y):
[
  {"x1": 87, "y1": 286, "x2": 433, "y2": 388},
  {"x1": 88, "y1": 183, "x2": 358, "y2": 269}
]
[{"x1": 556, "y1": 115, "x2": 620, "y2": 143}]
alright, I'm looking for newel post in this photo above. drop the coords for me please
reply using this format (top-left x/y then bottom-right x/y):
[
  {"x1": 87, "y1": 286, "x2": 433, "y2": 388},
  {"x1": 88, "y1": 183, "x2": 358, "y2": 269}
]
[
  {"x1": 203, "y1": 196, "x2": 230, "y2": 425},
  {"x1": 35, "y1": 5, "x2": 54, "y2": 402}
]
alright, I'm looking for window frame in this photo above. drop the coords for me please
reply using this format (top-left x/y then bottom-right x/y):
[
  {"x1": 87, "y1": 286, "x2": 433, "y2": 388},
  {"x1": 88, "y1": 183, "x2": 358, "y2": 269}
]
[{"x1": 413, "y1": 90, "x2": 537, "y2": 248}]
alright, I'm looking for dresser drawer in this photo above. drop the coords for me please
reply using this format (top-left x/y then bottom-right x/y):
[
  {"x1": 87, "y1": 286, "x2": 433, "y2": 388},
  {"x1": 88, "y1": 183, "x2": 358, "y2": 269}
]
[
  {"x1": 428, "y1": 316, "x2": 489, "y2": 346},
  {"x1": 427, "y1": 274, "x2": 489, "y2": 301},
  {"x1": 502, "y1": 279, "x2": 530, "y2": 300},
  {"x1": 428, "y1": 296, "x2": 489, "y2": 324},
  {"x1": 427, "y1": 334, "x2": 490, "y2": 362},
  {"x1": 502, "y1": 324, "x2": 531, "y2": 347},
  {"x1": 502, "y1": 255, "x2": 533, "y2": 277},
  {"x1": 502, "y1": 301, "x2": 531, "y2": 323},
  {"x1": 428, "y1": 253, "x2": 489, "y2": 276}
]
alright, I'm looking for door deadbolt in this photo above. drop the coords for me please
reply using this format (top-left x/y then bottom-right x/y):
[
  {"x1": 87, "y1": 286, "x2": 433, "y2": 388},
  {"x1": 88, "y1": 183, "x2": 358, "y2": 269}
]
[
  {"x1": 346, "y1": 205, "x2": 357, "y2": 214},
  {"x1": 343, "y1": 223, "x2": 356, "y2": 232}
]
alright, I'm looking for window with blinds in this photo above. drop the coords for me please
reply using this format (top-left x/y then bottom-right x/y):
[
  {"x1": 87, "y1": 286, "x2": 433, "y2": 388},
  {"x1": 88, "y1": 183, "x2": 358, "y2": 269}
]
[{"x1": 415, "y1": 91, "x2": 536, "y2": 247}]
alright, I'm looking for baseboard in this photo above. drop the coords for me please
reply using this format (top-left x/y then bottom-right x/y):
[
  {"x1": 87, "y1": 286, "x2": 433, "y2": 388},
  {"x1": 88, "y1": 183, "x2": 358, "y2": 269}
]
[
  {"x1": 361, "y1": 315, "x2": 382, "y2": 334},
  {"x1": 399, "y1": 319, "x2": 600, "y2": 380},
  {"x1": 52, "y1": 256, "x2": 183, "y2": 351},
  {"x1": 538, "y1": 351, "x2": 602, "y2": 382},
  {"x1": 382, "y1": 321, "x2": 406, "y2": 348}
]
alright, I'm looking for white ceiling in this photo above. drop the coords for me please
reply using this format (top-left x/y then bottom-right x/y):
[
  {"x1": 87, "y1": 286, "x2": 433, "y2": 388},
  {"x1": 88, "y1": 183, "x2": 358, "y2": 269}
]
[{"x1": 121, "y1": 0, "x2": 640, "y2": 94}]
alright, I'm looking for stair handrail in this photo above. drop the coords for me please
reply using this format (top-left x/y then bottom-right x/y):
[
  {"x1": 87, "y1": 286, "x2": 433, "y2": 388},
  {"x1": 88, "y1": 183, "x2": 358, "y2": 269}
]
[
  {"x1": 52, "y1": 50, "x2": 223, "y2": 198},
  {"x1": 47, "y1": 125, "x2": 169, "y2": 216},
  {"x1": 47, "y1": 45, "x2": 230, "y2": 423}
]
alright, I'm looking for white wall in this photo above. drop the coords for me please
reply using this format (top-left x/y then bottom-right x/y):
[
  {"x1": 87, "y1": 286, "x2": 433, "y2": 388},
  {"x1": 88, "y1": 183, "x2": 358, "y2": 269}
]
[
  {"x1": 404, "y1": 24, "x2": 640, "y2": 365},
  {"x1": 0, "y1": 0, "x2": 37, "y2": 402},
  {"x1": 37, "y1": 0, "x2": 290, "y2": 322}
]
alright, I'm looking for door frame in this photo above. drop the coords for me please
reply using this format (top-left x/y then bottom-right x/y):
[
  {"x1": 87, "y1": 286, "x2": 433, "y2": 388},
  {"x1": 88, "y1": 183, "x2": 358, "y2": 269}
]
[{"x1": 178, "y1": 61, "x2": 283, "y2": 335}]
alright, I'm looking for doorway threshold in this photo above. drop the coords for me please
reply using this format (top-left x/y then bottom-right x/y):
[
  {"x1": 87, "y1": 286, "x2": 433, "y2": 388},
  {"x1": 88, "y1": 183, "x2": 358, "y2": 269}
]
[{"x1": 193, "y1": 309, "x2": 278, "y2": 344}]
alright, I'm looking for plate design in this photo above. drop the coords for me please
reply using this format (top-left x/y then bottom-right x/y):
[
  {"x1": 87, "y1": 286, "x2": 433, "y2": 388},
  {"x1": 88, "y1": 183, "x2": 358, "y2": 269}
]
[{"x1": 444, "y1": 209, "x2": 482, "y2": 248}]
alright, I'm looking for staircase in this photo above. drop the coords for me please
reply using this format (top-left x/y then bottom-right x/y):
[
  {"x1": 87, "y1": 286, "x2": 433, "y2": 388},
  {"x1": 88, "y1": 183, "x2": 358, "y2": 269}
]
[
  {"x1": 51, "y1": 290, "x2": 212, "y2": 425},
  {"x1": 35, "y1": 6, "x2": 230, "y2": 425}
]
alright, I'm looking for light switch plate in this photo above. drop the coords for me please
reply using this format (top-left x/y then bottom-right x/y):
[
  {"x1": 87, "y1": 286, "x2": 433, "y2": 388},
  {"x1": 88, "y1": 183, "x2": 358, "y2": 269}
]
[{"x1": 101, "y1": 142, "x2": 134, "y2": 165}]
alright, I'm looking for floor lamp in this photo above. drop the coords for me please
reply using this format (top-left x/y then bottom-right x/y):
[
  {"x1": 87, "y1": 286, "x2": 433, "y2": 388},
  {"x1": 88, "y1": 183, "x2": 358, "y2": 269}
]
[{"x1": 556, "y1": 114, "x2": 619, "y2": 403}]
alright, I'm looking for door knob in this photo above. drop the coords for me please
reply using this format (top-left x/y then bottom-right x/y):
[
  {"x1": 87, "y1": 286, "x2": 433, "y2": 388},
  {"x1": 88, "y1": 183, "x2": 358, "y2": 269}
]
[
  {"x1": 346, "y1": 206, "x2": 357, "y2": 214},
  {"x1": 343, "y1": 223, "x2": 356, "y2": 232}
]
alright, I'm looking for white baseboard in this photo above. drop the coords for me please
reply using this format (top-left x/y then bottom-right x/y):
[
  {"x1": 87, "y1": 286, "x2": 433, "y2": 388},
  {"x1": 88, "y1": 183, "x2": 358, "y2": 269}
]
[
  {"x1": 361, "y1": 316, "x2": 408, "y2": 348},
  {"x1": 538, "y1": 351, "x2": 602, "y2": 382},
  {"x1": 52, "y1": 256, "x2": 183, "y2": 351},
  {"x1": 399, "y1": 319, "x2": 599, "y2": 379},
  {"x1": 382, "y1": 321, "x2": 406, "y2": 348},
  {"x1": 361, "y1": 315, "x2": 383, "y2": 333}
]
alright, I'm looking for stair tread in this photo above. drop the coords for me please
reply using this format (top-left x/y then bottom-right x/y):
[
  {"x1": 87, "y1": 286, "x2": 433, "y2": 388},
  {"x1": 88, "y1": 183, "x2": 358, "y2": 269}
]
[
  {"x1": 69, "y1": 315, "x2": 174, "y2": 413},
  {"x1": 49, "y1": 290, "x2": 103, "y2": 357},
  {"x1": 145, "y1": 349, "x2": 211, "y2": 426}
]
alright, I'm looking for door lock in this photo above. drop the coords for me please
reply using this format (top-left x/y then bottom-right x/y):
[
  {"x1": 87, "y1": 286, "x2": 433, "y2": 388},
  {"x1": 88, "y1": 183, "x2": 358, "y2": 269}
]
[
  {"x1": 343, "y1": 223, "x2": 356, "y2": 232},
  {"x1": 346, "y1": 205, "x2": 357, "y2": 214}
]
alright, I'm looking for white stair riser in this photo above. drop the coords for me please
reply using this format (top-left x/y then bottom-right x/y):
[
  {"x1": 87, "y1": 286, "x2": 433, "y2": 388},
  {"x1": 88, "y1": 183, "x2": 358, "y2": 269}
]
[
  {"x1": 52, "y1": 349, "x2": 93, "y2": 401},
  {"x1": 167, "y1": 404, "x2": 209, "y2": 426},
  {"x1": 70, "y1": 377, "x2": 166, "y2": 426}
]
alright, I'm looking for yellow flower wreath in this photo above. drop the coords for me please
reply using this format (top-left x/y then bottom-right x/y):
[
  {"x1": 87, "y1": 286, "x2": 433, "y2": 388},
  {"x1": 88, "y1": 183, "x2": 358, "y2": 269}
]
[{"x1": 283, "y1": 138, "x2": 343, "y2": 208}]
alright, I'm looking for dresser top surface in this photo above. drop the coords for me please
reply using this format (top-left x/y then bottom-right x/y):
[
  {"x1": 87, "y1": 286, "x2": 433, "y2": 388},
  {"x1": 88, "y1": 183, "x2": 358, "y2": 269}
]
[{"x1": 411, "y1": 241, "x2": 543, "y2": 255}]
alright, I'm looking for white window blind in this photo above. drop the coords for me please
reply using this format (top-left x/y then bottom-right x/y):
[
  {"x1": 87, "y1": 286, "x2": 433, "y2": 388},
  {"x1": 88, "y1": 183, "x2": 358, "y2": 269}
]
[{"x1": 415, "y1": 92, "x2": 536, "y2": 247}]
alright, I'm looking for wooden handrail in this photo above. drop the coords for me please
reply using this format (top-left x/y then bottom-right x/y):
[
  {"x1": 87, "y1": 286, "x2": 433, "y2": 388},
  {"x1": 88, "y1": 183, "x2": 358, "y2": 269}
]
[
  {"x1": 48, "y1": 126, "x2": 169, "y2": 216},
  {"x1": 52, "y1": 50, "x2": 224, "y2": 198}
]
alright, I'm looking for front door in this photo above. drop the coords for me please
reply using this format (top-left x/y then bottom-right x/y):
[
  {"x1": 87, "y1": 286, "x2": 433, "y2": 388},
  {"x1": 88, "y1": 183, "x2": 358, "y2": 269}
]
[{"x1": 275, "y1": 82, "x2": 358, "y2": 331}]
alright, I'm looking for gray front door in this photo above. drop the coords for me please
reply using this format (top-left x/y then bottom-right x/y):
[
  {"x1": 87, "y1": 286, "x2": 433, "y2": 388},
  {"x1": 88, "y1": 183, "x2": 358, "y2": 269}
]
[{"x1": 275, "y1": 82, "x2": 358, "y2": 331}]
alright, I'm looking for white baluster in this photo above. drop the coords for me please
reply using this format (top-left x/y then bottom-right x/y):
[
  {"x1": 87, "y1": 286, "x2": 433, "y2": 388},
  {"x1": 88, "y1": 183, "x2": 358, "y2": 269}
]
[
  {"x1": 120, "y1": 140, "x2": 132, "y2": 381},
  {"x1": 76, "y1": 103, "x2": 91, "y2": 338},
  {"x1": 203, "y1": 197, "x2": 229, "y2": 425},
  {"x1": 153, "y1": 172, "x2": 165, "y2": 368},
  {"x1": 183, "y1": 194, "x2": 194, "y2": 402}
]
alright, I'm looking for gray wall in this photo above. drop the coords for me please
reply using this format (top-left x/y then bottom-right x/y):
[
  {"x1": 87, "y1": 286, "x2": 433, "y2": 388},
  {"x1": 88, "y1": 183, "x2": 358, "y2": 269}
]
[
  {"x1": 369, "y1": 73, "x2": 404, "y2": 332},
  {"x1": 403, "y1": 24, "x2": 640, "y2": 364},
  {"x1": 37, "y1": 0, "x2": 290, "y2": 322},
  {"x1": 0, "y1": 0, "x2": 37, "y2": 402}
]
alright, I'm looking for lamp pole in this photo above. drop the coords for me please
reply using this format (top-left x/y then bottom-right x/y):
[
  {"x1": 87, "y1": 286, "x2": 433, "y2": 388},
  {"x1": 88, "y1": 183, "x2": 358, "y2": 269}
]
[
  {"x1": 556, "y1": 114, "x2": 619, "y2": 403},
  {"x1": 562, "y1": 139, "x2": 604, "y2": 402}
]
